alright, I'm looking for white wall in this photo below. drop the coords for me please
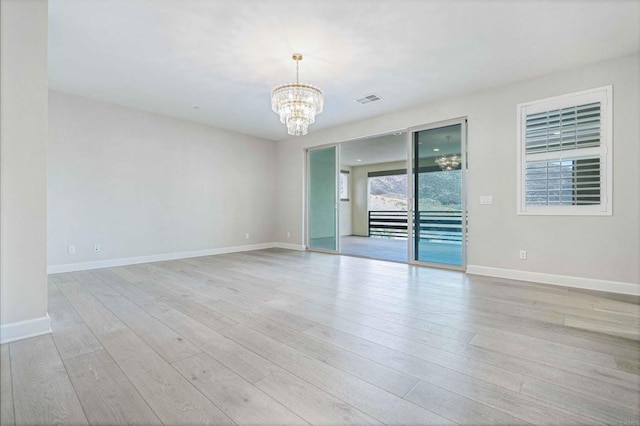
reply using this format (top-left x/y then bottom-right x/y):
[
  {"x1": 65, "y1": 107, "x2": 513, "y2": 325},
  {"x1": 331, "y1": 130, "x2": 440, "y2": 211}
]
[
  {"x1": 351, "y1": 161, "x2": 407, "y2": 236},
  {"x1": 0, "y1": 0, "x2": 50, "y2": 343},
  {"x1": 275, "y1": 53, "x2": 640, "y2": 293},
  {"x1": 48, "y1": 91, "x2": 276, "y2": 269}
]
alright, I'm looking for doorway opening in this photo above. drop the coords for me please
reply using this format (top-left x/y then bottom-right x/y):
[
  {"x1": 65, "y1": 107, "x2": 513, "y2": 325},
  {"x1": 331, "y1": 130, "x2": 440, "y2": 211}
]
[{"x1": 339, "y1": 133, "x2": 408, "y2": 263}]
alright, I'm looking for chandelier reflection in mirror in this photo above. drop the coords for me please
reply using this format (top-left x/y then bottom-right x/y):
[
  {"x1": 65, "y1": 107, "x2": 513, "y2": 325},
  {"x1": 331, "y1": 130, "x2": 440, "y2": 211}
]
[
  {"x1": 271, "y1": 53, "x2": 324, "y2": 136},
  {"x1": 435, "y1": 136, "x2": 461, "y2": 170},
  {"x1": 435, "y1": 154, "x2": 461, "y2": 171}
]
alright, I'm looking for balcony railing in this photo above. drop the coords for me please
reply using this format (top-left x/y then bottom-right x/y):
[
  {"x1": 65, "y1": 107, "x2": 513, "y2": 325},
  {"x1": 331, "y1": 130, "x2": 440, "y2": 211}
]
[{"x1": 368, "y1": 210, "x2": 463, "y2": 242}]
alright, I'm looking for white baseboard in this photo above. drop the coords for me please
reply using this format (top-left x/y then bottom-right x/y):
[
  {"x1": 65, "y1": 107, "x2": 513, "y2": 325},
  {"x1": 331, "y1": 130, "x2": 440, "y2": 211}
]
[
  {"x1": 272, "y1": 242, "x2": 306, "y2": 251},
  {"x1": 47, "y1": 242, "x2": 306, "y2": 274},
  {"x1": 466, "y1": 265, "x2": 640, "y2": 296},
  {"x1": 0, "y1": 314, "x2": 51, "y2": 344}
]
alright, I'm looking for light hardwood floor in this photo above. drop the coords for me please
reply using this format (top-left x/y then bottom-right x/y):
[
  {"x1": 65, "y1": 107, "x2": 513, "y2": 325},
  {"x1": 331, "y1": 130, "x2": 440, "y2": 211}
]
[{"x1": 1, "y1": 248, "x2": 639, "y2": 425}]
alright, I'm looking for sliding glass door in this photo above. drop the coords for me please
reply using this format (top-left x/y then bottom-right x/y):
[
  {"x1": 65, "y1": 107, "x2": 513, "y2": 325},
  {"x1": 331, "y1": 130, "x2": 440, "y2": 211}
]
[
  {"x1": 307, "y1": 146, "x2": 338, "y2": 252},
  {"x1": 410, "y1": 121, "x2": 466, "y2": 269}
]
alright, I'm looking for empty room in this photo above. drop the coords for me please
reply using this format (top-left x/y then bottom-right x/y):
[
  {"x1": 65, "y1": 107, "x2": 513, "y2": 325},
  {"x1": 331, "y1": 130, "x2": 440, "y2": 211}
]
[{"x1": 1, "y1": 0, "x2": 639, "y2": 425}]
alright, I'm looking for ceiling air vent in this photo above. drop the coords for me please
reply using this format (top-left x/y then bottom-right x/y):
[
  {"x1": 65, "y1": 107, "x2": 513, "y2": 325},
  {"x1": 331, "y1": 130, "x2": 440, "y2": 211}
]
[{"x1": 355, "y1": 94, "x2": 382, "y2": 104}]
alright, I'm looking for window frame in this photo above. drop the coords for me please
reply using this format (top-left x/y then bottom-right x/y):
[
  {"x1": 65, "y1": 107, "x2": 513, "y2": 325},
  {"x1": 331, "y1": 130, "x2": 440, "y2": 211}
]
[
  {"x1": 516, "y1": 86, "x2": 612, "y2": 216},
  {"x1": 339, "y1": 170, "x2": 350, "y2": 202}
]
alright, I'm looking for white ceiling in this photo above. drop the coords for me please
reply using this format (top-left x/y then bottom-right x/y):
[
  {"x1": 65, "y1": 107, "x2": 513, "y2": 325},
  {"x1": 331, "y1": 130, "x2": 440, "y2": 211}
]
[
  {"x1": 340, "y1": 133, "x2": 407, "y2": 166},
  {"x1": 49, "y1": 0, "x2": 640, "y2": 141}
]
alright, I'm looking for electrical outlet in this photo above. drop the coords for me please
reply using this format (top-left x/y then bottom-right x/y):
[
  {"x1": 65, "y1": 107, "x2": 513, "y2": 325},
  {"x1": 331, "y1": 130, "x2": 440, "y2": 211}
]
[
  {"x1": 94, "y1": 244, "x2": 101, "y2": 252},
  {"x1": 287, "y1": 231, "x2": 291, "y2": 238},
  {"x1": 245, "y1": 233, "x2": 250, "y2": 239},
  {"x1": 519, "y1": 250, "x2": 527, "y2": 260},
  {"x1": 68, "y1": 245, "x2": 76, "y2": 255}
]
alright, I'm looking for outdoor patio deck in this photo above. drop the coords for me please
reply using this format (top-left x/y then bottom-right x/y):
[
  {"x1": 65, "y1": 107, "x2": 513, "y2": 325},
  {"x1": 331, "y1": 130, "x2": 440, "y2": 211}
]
[{"x1": 340, "y1": 235, "x2": 462, "y2": 266}]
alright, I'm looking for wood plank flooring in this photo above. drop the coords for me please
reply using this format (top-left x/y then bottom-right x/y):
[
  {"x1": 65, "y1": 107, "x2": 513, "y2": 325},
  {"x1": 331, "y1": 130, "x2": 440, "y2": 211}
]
[{"x1": 1, "y1": 248, "x2": 639, "y2": 425}]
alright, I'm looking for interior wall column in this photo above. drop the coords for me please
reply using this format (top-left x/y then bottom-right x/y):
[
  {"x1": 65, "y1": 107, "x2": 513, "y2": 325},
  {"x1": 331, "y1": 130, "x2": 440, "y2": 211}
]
[{"x1": 0, "y1": 0, "x2": 50, "y2": 343}]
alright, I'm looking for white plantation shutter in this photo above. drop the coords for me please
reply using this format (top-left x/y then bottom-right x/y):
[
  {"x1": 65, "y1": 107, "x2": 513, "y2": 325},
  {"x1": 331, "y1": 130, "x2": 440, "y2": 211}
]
[
  {"x1": 517, "y1": 87, "x2": 612, "y2": 215},
  {"x1": 525, "y1": 158, "x2": 601, "y2": 206},
  {"x1": 525, "y1": 102, "x2": 601, "y2": 154}
]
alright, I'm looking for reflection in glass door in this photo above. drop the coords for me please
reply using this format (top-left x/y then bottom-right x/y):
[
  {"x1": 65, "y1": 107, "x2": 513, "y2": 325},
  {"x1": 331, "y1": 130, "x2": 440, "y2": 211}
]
[
  {"x1": 308, "y1": 146, "x2": 338, "y2": 252},
  {"x1": 412, "y1": 122, "x2": 466, "y2": 268}
]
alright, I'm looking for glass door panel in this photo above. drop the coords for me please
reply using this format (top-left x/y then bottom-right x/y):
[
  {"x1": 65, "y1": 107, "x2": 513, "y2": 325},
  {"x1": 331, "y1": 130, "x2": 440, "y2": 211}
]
[
  {"x1": 308, "y1": 146, "x2": 338, "y2": 252},
  {"x1": 412, "y1": 123, "x2": 466, "y2": 267}
]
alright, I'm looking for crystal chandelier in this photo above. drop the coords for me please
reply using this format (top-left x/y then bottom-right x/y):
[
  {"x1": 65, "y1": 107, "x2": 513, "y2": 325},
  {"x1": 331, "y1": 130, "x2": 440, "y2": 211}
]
[
  {"x1": 435, "y1": 154, "x2": 461, "y2": 171},
  {"x1": 271, "y1": 53, "x2": 324, "y2": 136}
]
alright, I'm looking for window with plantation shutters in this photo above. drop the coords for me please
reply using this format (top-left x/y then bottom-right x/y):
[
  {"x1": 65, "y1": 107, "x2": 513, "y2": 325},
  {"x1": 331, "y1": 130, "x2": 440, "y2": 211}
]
[{"x1": 517, "y1": 86, "x2": 612, "y2": 215}]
